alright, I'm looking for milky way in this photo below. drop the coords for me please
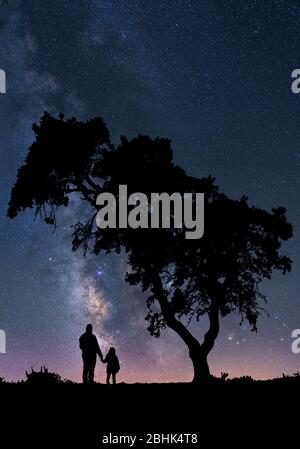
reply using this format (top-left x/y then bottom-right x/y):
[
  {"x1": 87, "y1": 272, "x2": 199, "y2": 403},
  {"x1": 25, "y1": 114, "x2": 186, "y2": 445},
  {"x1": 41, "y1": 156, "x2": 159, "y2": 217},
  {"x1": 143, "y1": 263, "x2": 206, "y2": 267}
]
[{"x1": 0, "y1": 1, "x2": 299, "y2": 382}]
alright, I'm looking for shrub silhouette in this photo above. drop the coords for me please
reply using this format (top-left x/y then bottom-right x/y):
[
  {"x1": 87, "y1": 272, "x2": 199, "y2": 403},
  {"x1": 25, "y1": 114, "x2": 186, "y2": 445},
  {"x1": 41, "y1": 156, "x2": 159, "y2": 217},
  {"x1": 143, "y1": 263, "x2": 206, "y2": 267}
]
[
  {"x1": 25, "y1": 366, "x2": 63, "y2": 385},
  {"x1": 220, "y1": 372, "x2": 229, "y2": 382},
  {"x1": 230, "y1": 375, "x2": 255, "y2": 384}
]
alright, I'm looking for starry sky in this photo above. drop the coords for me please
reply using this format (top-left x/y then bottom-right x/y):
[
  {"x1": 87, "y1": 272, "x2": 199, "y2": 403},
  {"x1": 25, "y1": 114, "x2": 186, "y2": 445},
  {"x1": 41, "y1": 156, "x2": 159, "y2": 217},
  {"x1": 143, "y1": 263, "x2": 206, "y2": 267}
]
[{"x1": 0, "y1": 0, "x2": 299, "y2": 382}]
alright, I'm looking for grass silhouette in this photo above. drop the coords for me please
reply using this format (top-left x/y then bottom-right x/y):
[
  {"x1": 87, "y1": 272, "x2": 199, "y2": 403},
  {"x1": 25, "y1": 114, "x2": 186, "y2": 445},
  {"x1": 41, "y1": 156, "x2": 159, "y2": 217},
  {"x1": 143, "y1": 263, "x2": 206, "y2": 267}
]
[{"x1": 1, "y1": 367, "x2": 300, "y2": 385}]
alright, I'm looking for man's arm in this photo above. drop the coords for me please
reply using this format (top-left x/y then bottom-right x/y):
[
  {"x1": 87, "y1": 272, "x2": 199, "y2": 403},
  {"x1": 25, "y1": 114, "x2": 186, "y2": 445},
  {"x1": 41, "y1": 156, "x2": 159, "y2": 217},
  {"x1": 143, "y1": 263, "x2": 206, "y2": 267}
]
[{"x1": 94, "y1": 336, "x2": 104, "y2": 362}]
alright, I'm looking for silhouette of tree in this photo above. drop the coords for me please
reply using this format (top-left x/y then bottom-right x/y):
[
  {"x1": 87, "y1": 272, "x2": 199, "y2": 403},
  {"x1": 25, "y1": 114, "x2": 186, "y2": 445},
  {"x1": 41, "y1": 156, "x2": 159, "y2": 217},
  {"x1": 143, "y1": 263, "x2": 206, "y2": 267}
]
[{"x1": 8, "y1": 113, "x2": 293, "y2": 382}]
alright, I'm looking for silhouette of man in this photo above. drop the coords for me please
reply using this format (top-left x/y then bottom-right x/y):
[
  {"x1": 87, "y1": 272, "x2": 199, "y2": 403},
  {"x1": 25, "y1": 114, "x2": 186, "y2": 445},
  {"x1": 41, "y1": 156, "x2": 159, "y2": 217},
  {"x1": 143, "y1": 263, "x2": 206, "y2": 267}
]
[{"x1": 79, "y1": 324, "x2": 103, "y2": 384}]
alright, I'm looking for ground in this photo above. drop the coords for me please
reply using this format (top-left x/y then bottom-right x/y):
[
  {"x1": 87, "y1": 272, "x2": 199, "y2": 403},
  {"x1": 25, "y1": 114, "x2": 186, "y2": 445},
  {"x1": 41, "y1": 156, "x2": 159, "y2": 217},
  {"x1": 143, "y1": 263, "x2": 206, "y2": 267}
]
[{"x1": 0, "y1": 381, "x2": 299, "y2": 447}]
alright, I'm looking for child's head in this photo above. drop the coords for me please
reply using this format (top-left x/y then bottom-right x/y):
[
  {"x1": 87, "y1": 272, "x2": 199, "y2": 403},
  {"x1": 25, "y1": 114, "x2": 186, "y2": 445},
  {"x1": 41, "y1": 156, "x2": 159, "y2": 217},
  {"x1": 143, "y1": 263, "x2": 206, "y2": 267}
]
[{"x1": 109, "y1": 347, "x2": 116, "y2": 354}]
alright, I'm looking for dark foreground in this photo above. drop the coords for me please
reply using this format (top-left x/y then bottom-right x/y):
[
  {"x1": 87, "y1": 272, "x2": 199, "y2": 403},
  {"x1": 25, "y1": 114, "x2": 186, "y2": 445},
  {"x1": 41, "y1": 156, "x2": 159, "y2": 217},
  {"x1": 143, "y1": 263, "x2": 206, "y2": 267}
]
[{"x1": 0, "y1": 381, "x2": 299, "y2": 447}]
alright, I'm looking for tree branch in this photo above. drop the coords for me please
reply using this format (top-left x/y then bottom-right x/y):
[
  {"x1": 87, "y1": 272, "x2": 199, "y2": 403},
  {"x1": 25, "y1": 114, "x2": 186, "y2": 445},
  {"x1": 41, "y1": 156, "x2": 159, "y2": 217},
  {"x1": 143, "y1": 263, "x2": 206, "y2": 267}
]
[
  {"x1": 201, "y1": 301, "x2": 220, "y2": 355},
  {"x1": 151, "y1": 271, "x2": 200, "y2": 350}
]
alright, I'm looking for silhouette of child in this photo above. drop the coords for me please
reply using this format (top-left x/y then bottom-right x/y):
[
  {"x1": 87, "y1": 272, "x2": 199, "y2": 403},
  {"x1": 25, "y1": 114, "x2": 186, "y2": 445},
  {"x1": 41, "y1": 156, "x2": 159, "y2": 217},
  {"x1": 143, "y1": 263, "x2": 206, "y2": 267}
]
[{"x1": 104, "y1": 347, "x2": 120, "y2": 384}]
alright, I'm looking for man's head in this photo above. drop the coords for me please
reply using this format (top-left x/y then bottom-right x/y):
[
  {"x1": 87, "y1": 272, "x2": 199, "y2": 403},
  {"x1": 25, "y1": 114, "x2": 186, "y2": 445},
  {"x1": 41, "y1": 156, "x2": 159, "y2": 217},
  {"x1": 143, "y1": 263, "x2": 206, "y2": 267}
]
[{"x1": 86, "y1": 324, "x2": 93, "y2": 334}]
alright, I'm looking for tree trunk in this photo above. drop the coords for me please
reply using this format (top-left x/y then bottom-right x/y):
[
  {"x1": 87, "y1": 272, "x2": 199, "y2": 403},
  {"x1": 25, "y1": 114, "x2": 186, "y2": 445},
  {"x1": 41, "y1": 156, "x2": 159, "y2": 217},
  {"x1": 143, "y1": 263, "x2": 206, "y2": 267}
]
[
  {"x1": 192, "y1": 301, "x2": 220, "y2": 383},
  {"x1": 189, "y1": 343, "x2": 211, "y2": 383},
  {"x1": 151, "y1": 272, "x2": 220, "y2": 384}
]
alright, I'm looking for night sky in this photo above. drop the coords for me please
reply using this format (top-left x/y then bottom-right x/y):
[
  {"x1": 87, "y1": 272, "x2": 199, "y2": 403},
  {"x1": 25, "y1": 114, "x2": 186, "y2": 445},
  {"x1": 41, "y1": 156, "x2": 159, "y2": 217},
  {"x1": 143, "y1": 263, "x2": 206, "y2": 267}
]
[{"x1": 0, "y1": 0, "x2": 299, "y2": 382}]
